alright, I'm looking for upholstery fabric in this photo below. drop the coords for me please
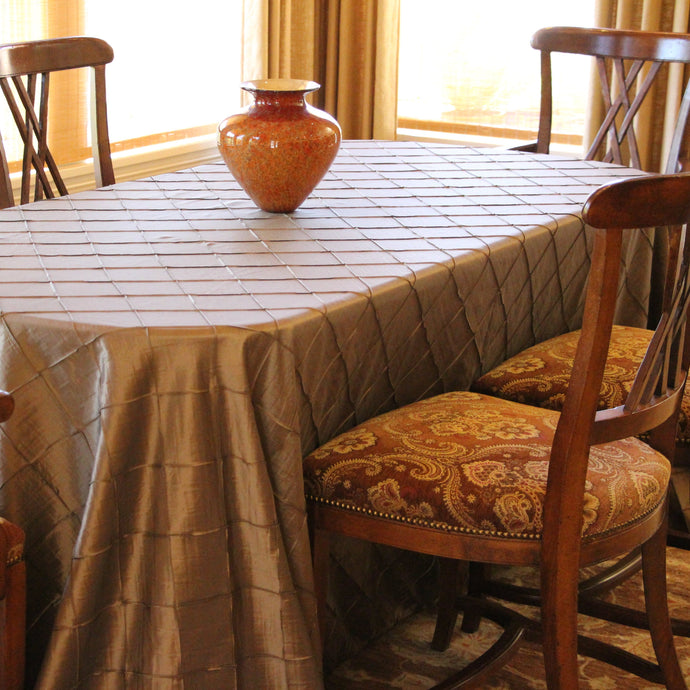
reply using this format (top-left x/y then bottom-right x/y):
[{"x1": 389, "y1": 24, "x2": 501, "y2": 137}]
[
  {"x1": 472, "y1": 325, "x2": 690, "y2": 445},
  {"x1": 304, "y1": 391, "x2": 671, "y2": 540}
]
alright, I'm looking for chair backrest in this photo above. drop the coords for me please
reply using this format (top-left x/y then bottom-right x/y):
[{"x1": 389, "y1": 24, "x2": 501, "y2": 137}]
[
  {"x1": 531, "y1": 26, "x2": 690, "y2": 173},
  {"x1": 544, "y1": 173, "x2": 690, "y2": 560},
  {"x1": 0, "y1": 36, "x2": 115, "y2": 209}
]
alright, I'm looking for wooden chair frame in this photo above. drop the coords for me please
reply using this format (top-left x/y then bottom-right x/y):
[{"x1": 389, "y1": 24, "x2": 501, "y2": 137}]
[
  {"x1": 0, "y1": 36, "x2": 115, "y2": 209},
  {"x1": 308, "y1": 173, "x2": 690, "y2": 687},
  {"x1": 528, "y1": 26, "x2": 690, "y2": 174}
]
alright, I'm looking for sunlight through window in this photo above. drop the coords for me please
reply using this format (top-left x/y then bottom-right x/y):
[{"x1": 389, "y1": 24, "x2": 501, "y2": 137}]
[{"x1": 398, "y1": 0, "x2": 597, "y2": 149}]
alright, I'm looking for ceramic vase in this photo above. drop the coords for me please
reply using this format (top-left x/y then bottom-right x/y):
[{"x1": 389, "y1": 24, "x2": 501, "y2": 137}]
[{"x1": 217, "y1": 79, "x2": 342, "y2": 213}]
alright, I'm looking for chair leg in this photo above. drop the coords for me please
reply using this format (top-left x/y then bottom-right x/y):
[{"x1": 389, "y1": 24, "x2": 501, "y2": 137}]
[
  {"x1": 310, "y1": 517, "x2": 331, "y2": 649},
  {"x1": 642, "y1": 522, "x2": 688, "y2": 690},
  {"x1": 460, "y1": 562, "x2": 486, "y2": 634},
  {"x1": 431, "y1": 557, "x2": 462, "y2": 651},
  {"x1": 540, "y1": 559, "x2": 579, "y2": 688},
  {"x1": 432, "y1": 560, "x2": 484, "y2": 651}
]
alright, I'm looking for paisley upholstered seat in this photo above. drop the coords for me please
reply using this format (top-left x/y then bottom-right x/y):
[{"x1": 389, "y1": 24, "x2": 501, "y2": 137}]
[
  {"x1": 472, "y1": 325, "x2": 690, "y2": 446},
  {"x1": 305, "y1": 391, "x2": 670, "y2": 542}
]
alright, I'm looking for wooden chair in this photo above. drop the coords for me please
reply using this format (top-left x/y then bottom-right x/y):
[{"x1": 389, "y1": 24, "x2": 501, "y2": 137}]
[
  {"x1": 518, "y1": 26, "x2": 690, "y2": 334},
  {"x1": 522, "y1": 26, "x2": 690, "y2": 174},
  {"x1": 487, "y1": 26, "x2": 690, "y2": 542},
  {"x1": 0, "y1": 391, "x2": 24, "y2": 690},
  {"x1": 0, "y1": 36, "x2": 115, "y2": 209},
  {"x1": 304, "y1": 172, "x2": 690, "y2": 687}
]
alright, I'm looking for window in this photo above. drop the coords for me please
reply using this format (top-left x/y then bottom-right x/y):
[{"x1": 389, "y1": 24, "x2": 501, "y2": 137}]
[
  {"x1": 0, "y1": 0, "x2": 241, "y2": 183},
  {"x1": 84, "y1": 1, "x2": 240, "y2": 157},
  {"x1": 397, "y1": 0, "x2": 597, "y2": 152}
]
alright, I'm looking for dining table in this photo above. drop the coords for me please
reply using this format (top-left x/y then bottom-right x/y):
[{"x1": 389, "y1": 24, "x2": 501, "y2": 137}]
[{"x1": 0, "y1": 140, "x2": 652, "y2": 689}]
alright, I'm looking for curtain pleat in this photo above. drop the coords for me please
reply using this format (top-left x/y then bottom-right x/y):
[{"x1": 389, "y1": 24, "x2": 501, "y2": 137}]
[
  {"x1": 663, "y1": 0, "x2": 690, "y2": 164},
  {"x1": 242, "y1": 0, "x2": 400, "y2": 140},
  {"x1": 242, "y1": 0, "x2": 318, "y2": 84},
  {"x1": 592, "y1": 0, "x2": 690, "y2": 171},
  {"x1": 241, "y1": 0, "x2": 270, "y2": 87}
]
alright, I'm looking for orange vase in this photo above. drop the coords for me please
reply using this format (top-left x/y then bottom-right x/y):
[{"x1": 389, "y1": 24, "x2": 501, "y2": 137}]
[{"x1": 217, "y1": 79, "x2": 342, "y2": 214}]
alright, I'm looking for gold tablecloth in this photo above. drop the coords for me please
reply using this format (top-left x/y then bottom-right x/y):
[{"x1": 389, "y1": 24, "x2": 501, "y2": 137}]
[{"x1": 0, "y1": 142, "x2": 649, "y2": 688}]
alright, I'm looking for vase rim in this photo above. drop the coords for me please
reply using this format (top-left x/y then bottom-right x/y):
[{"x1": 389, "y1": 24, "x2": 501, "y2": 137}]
[{"x1": 240, "y1": 79, "x2": 320, "y2": 94}]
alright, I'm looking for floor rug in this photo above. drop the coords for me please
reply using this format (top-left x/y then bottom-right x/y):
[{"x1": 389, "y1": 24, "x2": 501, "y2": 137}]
[{"x1": 326, "y1": 547, "x2": 690, "y2": 688}]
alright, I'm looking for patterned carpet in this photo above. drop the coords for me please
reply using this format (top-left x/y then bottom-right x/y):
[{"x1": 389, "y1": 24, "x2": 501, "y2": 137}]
[{"x1": 326, "y1": 547, "x2": 690, "y2": 689}]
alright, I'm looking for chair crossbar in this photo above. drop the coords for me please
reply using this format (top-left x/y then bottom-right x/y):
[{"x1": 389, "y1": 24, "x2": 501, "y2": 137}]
[
  {"x1": 0, "y1": 36, "x2": 114, "y2": 208},
  {"x1": 588, "y1": 57, "x2": 662, "y2": 169},
  {"x1": 0, "y1": 72, "x2": 68, "y2": 204},
  {"x1": 626, "y1": 230, "x2": 690, "y2": 411}
]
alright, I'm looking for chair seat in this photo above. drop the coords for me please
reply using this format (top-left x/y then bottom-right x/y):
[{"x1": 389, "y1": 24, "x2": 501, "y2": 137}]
[
  {"x1": 304, "y1": 391, "x2": 670, "y2": 540},
  {"x1": 471, "y1": 325, "x2": 690, "y2": 445}
]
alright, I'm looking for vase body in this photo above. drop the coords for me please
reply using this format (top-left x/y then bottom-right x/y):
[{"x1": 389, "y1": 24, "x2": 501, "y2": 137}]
[{"x1": 217, "y1": 79, "x2": 342, "y2": 213}]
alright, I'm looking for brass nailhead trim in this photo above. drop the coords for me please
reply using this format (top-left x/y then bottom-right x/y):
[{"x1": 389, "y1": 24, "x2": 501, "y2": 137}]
[
  {"x1": 306, "y1": 494, "x2": 665, "y2": 543},
  {"x1": 306, "y1": 494, "x2": 539, "y2": 540},
  {"x1": 7, "y1": 544, "x2": 23, "y2": 567}
]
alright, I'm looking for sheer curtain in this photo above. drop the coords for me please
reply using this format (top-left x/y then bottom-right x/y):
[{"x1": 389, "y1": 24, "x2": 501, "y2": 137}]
[
  {"x1": 591, "y1": 0, "x2": 690, "y2": 171},
  {"x1": 241, "y1": 0, "x2": 400, "y2": 139}
]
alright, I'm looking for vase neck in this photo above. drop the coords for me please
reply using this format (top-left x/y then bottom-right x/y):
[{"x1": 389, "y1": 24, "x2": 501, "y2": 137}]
[{"x1": 251, "y1": 91, "x2": 307, "y2": 108}]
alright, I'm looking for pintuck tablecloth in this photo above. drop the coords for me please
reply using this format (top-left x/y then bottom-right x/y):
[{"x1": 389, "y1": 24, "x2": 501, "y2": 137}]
[{"x1": 0, "y1": 141, "x2": 650, "y2": 688}]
